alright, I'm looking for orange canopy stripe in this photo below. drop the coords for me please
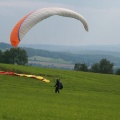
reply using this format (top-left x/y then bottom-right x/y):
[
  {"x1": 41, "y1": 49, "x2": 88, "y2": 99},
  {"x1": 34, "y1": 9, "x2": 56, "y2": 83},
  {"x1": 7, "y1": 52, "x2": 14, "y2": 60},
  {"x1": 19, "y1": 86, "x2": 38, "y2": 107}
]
[{"x1": 10, "y1": 13, "x2": 32, "y2": 47}]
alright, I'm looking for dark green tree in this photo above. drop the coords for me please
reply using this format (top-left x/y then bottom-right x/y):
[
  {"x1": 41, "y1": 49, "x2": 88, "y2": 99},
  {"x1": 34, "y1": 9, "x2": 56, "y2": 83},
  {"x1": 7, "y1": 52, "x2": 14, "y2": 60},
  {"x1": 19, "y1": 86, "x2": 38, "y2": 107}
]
[
  {"x1": 115, "y1": 68, "x2": 120, "y2": 75},
  {"x1": 91, "y1": 59, "x2": 114, "y2": 74},
  {"x1": 3, "y1": 48, "x2": 28, "y2": 65},
  {"x1": 3, "y1": 49, "x2": 11, "y2": 64},
  {"x1": 99, "y1": 59, "x2": 113, "y2": 74},
  {"x1": 0, "y1": 50, "x2": 4, "y2": 63},
  {"x1": 74, "y1": 63, "x2": 80, "y2": 71},
  {"x1": 91, "y1": 63, "x2": 99, "y2": 73},
  {"x1": 74, "y1": 63, "x2": 88, "y2": 72}
]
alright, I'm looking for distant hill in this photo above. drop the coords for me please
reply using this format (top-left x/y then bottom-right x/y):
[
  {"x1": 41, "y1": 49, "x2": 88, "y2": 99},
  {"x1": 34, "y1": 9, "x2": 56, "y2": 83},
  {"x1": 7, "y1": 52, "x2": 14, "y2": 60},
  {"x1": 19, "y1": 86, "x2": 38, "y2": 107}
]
[
  {"x1": 0, "y1": 42, "x2": 12, "y2": 50},
  {"x1": 23, "y1": 47, "x2": 120, "y2": 65},
  {"x1": 20, "y1": 43, "x2": 120, "y2": 53},
  {"x1": 20, "y1": 43, "x2": 120, "y2": 57},
  {"x1": 1, "y1": 42, "x2": 120, "y2": 67}
]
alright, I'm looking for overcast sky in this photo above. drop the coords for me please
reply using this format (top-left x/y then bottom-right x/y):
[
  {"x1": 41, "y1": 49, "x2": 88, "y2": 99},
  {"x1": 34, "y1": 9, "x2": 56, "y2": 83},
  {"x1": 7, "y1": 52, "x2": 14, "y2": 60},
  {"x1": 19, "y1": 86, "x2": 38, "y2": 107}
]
[{"x1": 1, "y1": 0, "x2": 120, "y2": 46}]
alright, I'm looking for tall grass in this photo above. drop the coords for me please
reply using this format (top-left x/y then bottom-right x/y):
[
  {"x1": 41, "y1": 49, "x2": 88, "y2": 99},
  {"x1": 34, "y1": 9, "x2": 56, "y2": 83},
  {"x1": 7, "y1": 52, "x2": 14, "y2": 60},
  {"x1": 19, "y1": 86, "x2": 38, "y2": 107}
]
[{"x1": 0, "y1": 63, "x2": 120, "y2": 120}]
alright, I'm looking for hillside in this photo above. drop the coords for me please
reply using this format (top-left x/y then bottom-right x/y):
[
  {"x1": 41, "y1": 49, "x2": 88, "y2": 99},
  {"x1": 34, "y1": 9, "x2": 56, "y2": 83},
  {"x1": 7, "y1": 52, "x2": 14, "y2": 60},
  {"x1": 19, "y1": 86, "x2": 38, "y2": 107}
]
[
  {"x1": 0, "y1": 63, "x2": 120, "y2": 119},
  {"x1": 0, "y1": 42, "x2": 12, "y2": 50},
  {"x1": 1, "y1": 42, "x2": 120, "y2": 68}
]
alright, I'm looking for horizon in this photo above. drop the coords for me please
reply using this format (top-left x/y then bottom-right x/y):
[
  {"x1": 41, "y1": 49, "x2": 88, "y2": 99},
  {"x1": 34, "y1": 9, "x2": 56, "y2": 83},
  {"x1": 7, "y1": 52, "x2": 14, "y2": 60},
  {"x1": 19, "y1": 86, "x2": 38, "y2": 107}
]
[
  {"x1": 1, "y1": 42, "x2": 120, "y2": 53},
  {"x1": 1, "y1": 41, "x2": 120, "y2": 47}
]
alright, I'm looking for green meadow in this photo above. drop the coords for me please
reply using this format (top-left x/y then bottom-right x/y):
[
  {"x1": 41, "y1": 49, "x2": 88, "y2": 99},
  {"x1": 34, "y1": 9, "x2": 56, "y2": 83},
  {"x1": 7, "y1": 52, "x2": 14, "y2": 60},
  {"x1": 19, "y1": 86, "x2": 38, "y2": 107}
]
[{"x1": 0, "y1": 63, "x2": 120, "y2": 120}]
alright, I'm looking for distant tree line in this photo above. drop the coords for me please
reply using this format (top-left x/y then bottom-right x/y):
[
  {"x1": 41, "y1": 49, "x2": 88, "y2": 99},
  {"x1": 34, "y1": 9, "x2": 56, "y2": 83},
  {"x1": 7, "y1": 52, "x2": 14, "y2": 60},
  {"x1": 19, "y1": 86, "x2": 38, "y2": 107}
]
[
  {"x1": 0, "y1": 48, "x2": 28, "y2": 65},
  {"x1": 74, "y1": 58, "x2": 120, "y2": 75}
]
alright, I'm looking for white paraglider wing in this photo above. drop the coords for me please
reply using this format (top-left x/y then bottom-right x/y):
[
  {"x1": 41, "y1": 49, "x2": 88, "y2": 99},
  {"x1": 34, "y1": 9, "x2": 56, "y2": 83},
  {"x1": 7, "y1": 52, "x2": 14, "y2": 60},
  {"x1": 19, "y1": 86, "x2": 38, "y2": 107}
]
[{"x1": 10, "y1": 7, "x2": 89, "y2": 47}]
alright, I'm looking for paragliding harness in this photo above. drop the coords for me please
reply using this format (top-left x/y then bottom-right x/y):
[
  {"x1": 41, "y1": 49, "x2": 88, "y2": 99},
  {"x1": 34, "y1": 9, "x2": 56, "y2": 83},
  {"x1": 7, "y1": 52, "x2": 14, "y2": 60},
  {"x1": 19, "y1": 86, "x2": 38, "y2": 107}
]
[{"x1": 59, "y1": 81, "x2": 63, "y2": 90}]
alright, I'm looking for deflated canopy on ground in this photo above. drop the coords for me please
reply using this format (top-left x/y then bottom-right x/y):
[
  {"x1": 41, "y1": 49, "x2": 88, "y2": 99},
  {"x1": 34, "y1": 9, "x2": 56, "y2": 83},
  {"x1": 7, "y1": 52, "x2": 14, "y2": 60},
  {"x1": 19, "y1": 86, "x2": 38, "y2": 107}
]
[
  {"x1": 0, "y1": 71, "x2": 50, "y2": 83},
  {"x1": 10, "y1": 7, "x2": 89, "y2": 47}
]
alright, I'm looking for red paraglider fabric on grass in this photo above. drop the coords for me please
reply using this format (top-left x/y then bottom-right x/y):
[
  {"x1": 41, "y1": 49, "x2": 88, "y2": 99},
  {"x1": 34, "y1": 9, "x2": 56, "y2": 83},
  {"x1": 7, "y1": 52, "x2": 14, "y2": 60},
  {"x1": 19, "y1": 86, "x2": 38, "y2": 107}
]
[{"x1": 0, "y1": 71, "x2": 50, "y2": 83}]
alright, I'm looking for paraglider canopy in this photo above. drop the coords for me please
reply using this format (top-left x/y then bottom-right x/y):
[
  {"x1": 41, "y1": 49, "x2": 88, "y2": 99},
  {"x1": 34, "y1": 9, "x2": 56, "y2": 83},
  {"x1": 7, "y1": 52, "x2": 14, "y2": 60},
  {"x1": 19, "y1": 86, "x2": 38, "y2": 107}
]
[{"x1": 10, "y1": 7, "x2": 89, "y2": 47}]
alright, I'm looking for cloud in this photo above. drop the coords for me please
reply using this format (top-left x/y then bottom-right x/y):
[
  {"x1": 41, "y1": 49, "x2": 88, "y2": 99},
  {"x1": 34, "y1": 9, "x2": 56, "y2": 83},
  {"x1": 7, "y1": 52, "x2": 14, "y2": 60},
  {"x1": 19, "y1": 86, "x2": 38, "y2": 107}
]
[
  {"x1": 0, "y1": 0, "x2": 45, "y2": 8},
  {"x1": 0, "y1": 0, "x2": 74, "y2": 16},
  {"x1": 0, "y1": 0, "x2": 68, "y2": 8}
]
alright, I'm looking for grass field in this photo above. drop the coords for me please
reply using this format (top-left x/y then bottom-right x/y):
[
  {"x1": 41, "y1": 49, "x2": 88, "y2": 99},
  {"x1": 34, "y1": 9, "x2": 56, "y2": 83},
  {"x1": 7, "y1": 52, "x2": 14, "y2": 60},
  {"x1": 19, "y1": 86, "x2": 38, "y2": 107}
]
[
  {"x1": 28, "y1": 56, "x2": 72, "y2": 64},
  {"x1": 28, "y1": 56, "x2": 74, "y2": 69},
  {"x1": 0, "y1": 63, "x2": 120, "y2": 120}
]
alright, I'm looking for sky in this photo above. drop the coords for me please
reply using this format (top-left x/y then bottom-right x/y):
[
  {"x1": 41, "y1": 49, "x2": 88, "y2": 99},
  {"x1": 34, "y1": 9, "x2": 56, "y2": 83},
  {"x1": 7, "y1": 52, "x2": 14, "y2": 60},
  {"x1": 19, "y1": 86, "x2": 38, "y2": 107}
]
[{"x1": 1, "y1": 0, "x2": 120, "y2": 46}]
